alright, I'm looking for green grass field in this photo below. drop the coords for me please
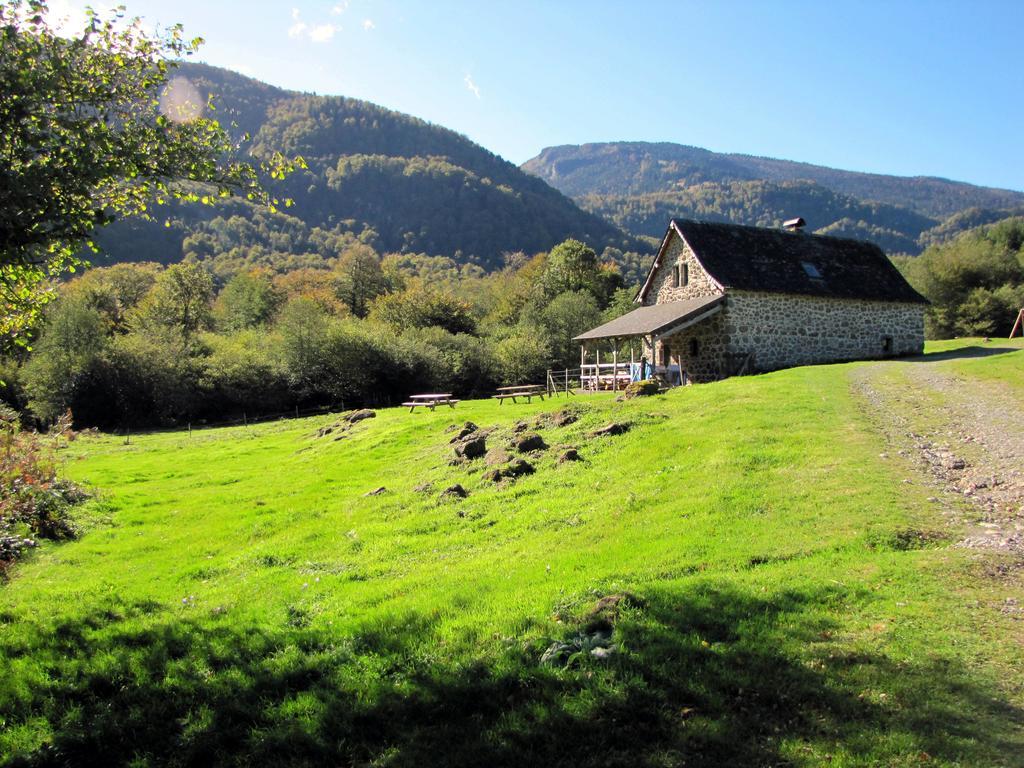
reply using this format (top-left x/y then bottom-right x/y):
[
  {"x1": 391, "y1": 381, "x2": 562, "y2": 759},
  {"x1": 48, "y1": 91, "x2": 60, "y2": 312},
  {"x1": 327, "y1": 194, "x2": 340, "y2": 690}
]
[{"x1": 2, "y1": 340, "x2": 1022, "y2": 767}]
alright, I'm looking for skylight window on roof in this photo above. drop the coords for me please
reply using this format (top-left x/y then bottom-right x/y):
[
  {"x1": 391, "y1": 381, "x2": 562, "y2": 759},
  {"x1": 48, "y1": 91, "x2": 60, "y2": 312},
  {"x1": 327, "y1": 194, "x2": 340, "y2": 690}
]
[{"x1": 801, "y1": 261, "x2": 823, "y2": 279}]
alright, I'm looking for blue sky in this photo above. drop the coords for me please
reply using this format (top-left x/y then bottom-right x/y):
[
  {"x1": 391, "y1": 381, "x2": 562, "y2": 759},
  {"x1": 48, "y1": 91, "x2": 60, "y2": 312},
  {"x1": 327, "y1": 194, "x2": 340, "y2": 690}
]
[{"x1": 51, "y1": 0, "x2": 1024, "y2": 190}]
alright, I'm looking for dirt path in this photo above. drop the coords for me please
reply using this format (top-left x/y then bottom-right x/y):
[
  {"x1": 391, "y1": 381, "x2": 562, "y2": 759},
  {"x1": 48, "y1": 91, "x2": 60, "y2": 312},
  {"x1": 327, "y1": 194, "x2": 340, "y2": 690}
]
[{"x1": 851, "y1": 349, "x2": 1024, "y2": 555}]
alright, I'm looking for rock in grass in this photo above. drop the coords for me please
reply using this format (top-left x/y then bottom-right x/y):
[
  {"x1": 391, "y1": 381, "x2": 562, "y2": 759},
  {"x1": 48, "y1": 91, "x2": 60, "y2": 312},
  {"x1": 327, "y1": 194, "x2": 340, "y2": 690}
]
[
  {"x1": 413, "y1": 481, "x2": 434, "y2": 493},
  {"x1": 503, "y1": 458, "x2": 534, "y2": 478},
  {"x1": 551, "y1": 408, "x2": 580, "y2": 427},
  {"x1": 585, "y1": 592, "x2": 643, "y2": 630},
  {"x1": 363, "y1": 486, "x2": 387, "y2": 496},
  {"x1": 540, "y1": 641, "x2": 576, "y2": 667},
  {"x1": 454, "y1": 435, "x2": 487, "y2": 460},
  {"x1": 448, "y1": 421, "x2": 479, "y2": 443},
  {"x1": 589, "y1": 422, "x2": 630, "y2": 438},
  {"x1": 485, "y1": 448, "x2": 512, "y2": 467},
  {"x1": 619, "y1": 379, "x2": 660, "y2": 399},
  {"x1": 514, "y1": 432, "x2": 547, "y2": 453},
  {"x1": 483, "y1": 458, "x2": 533, "y2": 483},
  {"x1": 540, "y1": 627, "x2": 616, "y2": 668},
  {"x1": 440, "y1": 484, "x2": 468, "y2": 500},
  {"x1": 343, "y1": 409, "x2": 376, "y2": 423},
  {"x1": 558, "y1": 448, "x2": 581, "y2": 464}
]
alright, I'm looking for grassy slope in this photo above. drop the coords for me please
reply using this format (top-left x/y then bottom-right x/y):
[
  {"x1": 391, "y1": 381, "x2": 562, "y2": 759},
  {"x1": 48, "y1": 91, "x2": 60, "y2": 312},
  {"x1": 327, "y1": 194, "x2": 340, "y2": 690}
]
[{"x1": 1, "y1": 341, "x2": 1023, "y2": 767}]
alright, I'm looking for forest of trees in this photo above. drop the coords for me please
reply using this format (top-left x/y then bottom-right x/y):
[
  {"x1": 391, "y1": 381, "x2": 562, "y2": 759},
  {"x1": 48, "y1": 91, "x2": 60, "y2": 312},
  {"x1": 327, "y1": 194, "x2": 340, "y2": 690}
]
[
  {"x1": 896, "y1": 217, "x2": 1024, "y2": 339},
  {"x1": 523, "y1": 142, "x2": 1024, "y2": 257},
  {"x1": 87, "y1": 63, "x2": 645, "y2": 273},
  {"x1": 6, "y1": 215, "x2": 1020, "y2": 432},
  {"x1": 0, "y1": 240, "x2": 634, "y2": 430},
  {"x1": 522, "y1": 141, "x2": 1024, "y2": 219}
]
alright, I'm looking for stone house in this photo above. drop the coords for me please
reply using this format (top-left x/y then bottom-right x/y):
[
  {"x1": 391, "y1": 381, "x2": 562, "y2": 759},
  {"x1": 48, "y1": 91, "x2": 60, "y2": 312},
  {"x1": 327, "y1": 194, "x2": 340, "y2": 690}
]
[{"x1": 574, "y1": 218, "x2": 927, "y2": 383}]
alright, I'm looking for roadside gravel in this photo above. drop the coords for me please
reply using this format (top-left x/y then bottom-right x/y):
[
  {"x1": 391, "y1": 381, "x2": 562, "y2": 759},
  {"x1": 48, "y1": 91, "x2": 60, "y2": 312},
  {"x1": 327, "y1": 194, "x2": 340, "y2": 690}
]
[{"x1": 851, "y1": 352, "x2": 1024, "y2": 555}]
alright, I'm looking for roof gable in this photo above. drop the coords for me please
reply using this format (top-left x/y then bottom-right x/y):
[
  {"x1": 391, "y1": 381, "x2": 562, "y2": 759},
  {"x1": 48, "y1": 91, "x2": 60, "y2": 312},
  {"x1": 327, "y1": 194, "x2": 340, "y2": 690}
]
[{"x1": 637, "y1": 219, "x2": 927, "y2": 305}]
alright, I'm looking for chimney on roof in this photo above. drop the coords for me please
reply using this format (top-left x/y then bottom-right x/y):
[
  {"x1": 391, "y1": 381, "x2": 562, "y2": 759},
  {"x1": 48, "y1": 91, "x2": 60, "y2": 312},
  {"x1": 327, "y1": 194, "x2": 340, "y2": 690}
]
[{"x1": 783, "y1": 217, "x2": 806, "y2": 232}]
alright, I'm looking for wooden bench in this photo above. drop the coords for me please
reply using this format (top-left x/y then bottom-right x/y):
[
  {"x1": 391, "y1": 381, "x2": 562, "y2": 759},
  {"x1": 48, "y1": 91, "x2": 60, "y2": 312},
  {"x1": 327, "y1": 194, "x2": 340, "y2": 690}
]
[
  {"x1": 492, "y1": 385, "x2": 546, "y2": 404},
  {"x1": 404, "y1": 394, "x2": 459, "y2": 412}
]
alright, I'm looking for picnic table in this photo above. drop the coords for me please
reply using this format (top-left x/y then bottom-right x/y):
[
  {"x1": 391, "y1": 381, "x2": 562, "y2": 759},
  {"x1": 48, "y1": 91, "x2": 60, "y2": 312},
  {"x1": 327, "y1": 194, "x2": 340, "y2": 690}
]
[
  {"x1": 402, "y1": 393, "x2": 459, "y2": 412},
  {"x1": 492, "y1": 384, "x2": 546, "y2": 404}
]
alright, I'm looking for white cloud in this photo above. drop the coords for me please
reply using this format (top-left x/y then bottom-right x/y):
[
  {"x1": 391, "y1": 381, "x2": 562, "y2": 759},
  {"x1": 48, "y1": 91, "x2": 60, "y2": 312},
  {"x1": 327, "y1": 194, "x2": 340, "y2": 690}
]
[
  {"x1": 331, "y1": 2, "x2": 349, "y2": 15},
  {"x1": 288, "y1": 7, "x2": 306, "y2": 37},
  {"x1": 464, "y1": 73, "x2": 481, "y2": 100},
  {"x1": 288, "y1": 8, "x2": 338, "y2": 43},
  {"x1": 308, "y1": 23, "x2": 339, "y2": 43},
  {"x1": 362, "y1": 18, "x2": 375, "y2": 30}
]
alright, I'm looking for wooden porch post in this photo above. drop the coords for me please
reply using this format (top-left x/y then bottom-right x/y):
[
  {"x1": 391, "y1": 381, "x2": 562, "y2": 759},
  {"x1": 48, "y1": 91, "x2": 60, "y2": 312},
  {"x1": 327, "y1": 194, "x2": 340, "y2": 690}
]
[{"x1": 612, "y1": 348, "x2": 618, "y2": 392}]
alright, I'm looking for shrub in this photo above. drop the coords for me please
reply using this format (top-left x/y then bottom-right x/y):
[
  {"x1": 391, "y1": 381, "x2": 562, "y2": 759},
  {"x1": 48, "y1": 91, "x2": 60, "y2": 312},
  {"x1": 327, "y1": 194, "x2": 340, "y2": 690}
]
[{"x1": 0, "y1": 407, "x2": 86, "y2": 578}]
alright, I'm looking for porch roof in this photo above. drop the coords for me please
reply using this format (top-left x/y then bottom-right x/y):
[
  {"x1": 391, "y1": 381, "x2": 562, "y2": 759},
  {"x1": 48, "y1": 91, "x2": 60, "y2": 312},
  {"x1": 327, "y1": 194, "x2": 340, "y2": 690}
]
[{"x1": 574, "y1": 295, "x2": 724, "y2": 341}]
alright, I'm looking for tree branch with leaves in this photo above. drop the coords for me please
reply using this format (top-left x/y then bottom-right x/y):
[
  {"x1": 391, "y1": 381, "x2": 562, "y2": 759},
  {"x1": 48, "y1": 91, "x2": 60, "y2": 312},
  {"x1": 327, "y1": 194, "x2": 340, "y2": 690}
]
[{"x1": 0, "y1": 0, "x2": 304, "y2": 346}]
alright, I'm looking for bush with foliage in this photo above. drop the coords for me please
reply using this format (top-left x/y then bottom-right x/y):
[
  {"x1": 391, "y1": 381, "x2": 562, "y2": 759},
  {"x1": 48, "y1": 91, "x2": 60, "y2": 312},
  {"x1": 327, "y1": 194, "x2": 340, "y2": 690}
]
[
  {"x1": 8, "y1": 235, "x2": 640, "y2": 428},
  {"x1": 0, "y1": 407, "x2": 86, "y2": 576},
  {"x1": 898, "y1": 217, "x2": 1024, "y2": 338}
]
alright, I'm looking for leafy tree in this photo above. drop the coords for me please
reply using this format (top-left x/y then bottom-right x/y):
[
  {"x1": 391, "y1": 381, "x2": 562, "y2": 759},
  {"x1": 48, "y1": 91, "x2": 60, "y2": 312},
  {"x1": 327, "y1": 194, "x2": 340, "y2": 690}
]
[
  {"x1": 132, "y1": 264, "x2": 214, "y2": 338},
  {"x1": 200, "y1": 329, "x2": 288, "y2": 413},
  {"x1": 272, "y1": 268, "x2": 349, "y2": 316},
  {"x1": 334, "y1": 245, "x2": 387, "y2": 317},
  {"x1": 899, "y1": 217, "x2": 1024, "y2": 338},
  {"x1": 368, "y1": 286, "x2": 476, "y2": 335},
  {"x1": 213, "y1": 269, "x2": 281, "y2": 331},
  {"x1": 0, "y1": 1, "x2": 299, "y2": 344},
  {"x1": 276, "y1": 298, "x2": 330, "y2": 401},
  {"x1": 538, "y1": 290, "x2": 602, "y2": 369},
  {"x1": 494, "y1": 331, "x2": 550, "y2": 385},
  {"x1": 22, "y1": 297, "x2": 108, "y2": 422},
  {"x1": 603, "y1": 286, "x2": 639, "y2": 322},
  {"x1": 540, "y1": 239, "x2": 599, "y2": 298},
  {"x1": 103, "y1": 328, "x2": 205, "y2": 427},
  {"x1": 62, "y1": 262, "x2": 162, "y2": 331}
]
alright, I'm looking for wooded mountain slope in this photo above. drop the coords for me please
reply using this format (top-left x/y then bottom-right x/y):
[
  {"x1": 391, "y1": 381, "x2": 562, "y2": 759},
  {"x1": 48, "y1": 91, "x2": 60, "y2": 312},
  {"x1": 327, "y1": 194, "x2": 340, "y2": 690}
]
[
  {"x1": 523, "y1": 142, "x2": 1024, "y2": 254},
  {"x1": 92, "y1": 64, "x2": 641, "y2": 272}
]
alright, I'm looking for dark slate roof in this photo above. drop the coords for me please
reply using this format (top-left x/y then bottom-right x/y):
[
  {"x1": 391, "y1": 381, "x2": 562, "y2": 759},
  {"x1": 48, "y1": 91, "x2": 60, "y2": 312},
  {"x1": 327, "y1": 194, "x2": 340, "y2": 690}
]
[
  {"x1": 638, "y1": 219, "x2": 928, "y2": 304},
  {"x1": 574, "y1": 295, "x2": 724, "y2": 340}
]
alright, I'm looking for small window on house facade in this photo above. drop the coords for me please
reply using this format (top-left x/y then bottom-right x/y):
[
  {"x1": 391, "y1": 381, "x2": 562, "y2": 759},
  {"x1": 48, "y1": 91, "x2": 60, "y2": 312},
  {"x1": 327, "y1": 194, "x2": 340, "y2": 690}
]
[
  {"x1": 801, "y1": 261, "x2": 823, "y2": 279},
  {"x1": 689, "y1": 338, "x2": 700, "y2": 357},
  {"x1": 672, "y1": 262, "x2": 690, "y2": 288}
]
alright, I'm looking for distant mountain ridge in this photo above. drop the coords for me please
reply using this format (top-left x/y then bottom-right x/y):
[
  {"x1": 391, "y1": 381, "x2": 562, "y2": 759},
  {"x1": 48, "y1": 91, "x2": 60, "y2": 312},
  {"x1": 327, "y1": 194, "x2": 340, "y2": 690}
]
[
  {"x1": 93, "y1": 64, "x2": 642, "y2": 273},
  {"x1": 522, "y1": 142, "x2": 1024, "y2": 254}
]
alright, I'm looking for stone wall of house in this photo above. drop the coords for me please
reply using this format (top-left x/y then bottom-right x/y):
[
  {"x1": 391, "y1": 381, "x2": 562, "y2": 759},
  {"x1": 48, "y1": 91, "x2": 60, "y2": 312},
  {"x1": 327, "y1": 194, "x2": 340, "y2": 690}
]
[
  {"x1": 635, "y1": 228, "x2": 925, "y2": 381},
  {"x1": 723, "y1": 291, "x2": 926, "y2": 372},
  {"x1": 660, "y1": 311, "x2": 730, "y2": 382},
  {"x1": 642, "y1": 233, "x2": 723, "y2": 306}
]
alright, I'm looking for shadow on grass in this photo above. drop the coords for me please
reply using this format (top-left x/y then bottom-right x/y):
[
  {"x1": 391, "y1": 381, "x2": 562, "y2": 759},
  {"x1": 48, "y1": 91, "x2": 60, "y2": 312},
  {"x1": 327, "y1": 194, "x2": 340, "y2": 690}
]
[
  {"x1": 3, "y1": 583, "x2": 1021, "y2": 767},
  {"x1": 909, "y1": 345, "x2": 1021, "y2": 363}
]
